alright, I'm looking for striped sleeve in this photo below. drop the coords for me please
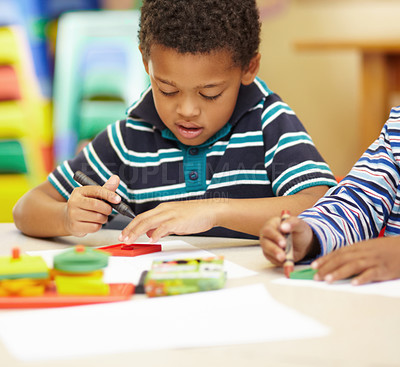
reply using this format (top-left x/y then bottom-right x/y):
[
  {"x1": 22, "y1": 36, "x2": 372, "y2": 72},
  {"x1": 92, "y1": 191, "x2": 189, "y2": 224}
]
[
  {"x1": 260, "y1": 91, "x2": 337, "y2": 196},
  {"x1": 299, "y1": 107, "x2": 400, "y2": 257}
]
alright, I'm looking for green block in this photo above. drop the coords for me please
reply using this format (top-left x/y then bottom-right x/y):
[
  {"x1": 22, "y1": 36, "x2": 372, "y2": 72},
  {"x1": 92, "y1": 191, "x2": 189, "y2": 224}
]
[
  {"x1": 53, "y1": 246, "x2": 109, "y2": 273},
  {"x1": 0, "y1": 140, "x2": 27, "y2": 173},
  {"x1": 289, "y1": 267, "x2": 317, "y2": 280}
]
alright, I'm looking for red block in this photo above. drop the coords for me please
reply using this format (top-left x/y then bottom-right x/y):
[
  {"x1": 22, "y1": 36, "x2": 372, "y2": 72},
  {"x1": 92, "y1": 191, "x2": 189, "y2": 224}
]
[
  {"x1": 0, "y1": 65, "x2": 21, "y2": 100},
  {"x1": 98, "y1": 243, "x2": 162, "y2": 257}
]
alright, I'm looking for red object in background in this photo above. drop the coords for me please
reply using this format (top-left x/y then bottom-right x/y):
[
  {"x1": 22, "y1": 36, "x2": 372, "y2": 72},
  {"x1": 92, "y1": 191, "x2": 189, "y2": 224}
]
[
  {"x1": 0, "y1": 65, "x2": 21, "y2": 100},
  {"x1": 98, "y1": 243, "x2": 162, "y2": 257},
  {"x1": 41, "y1": 144, "x2": 54, "y2": 173}
]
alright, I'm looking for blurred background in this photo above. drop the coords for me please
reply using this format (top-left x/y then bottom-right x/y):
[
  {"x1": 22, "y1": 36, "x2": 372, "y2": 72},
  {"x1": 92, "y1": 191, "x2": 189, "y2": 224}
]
[{"x1": 0, "y1": 0, "x2": 399, "y2": 222}]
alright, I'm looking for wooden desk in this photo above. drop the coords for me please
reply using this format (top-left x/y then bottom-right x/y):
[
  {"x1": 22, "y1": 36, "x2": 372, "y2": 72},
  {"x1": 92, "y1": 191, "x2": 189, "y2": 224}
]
[
  {"x1": 295, "y1": 39, "x2": 400, "y2": 152},
  {"x1": 0, "y1": 223, "x2": 399, "y2": 367}
]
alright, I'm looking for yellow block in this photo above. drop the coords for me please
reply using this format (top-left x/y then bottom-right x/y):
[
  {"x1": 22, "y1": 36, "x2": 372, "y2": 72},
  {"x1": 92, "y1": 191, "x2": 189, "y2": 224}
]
[
  {"x1": 0, "y1": 279, "x2": 47, "y2": 297},
  {"x1": 0, "y1": 27, "x2": 19, "y2": 64},
  {"x1": 55, "y1": 274, "x2": 110, "y2": 296},
  {"x1": 0, "y1": 174, "x2": 31, "y2": 222}
]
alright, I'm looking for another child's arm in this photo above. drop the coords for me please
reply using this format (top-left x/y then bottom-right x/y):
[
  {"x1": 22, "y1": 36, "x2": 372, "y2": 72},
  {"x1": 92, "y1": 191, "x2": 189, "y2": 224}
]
[
  {"x1": 311, "y1": 237, "x2": 400, "y2": 285},
  {"x1": 259, "y1": 215, "x2": 320, "y2": 266},
  {"x1": 13, "y1": 176, "x2": 122, "y2": 237},
  {"x1": 260, "y1": 215, "x2": 400, "y2": 285},
  {"x1": 118, "y1": 185, "x2": 329, "y2": 243}
]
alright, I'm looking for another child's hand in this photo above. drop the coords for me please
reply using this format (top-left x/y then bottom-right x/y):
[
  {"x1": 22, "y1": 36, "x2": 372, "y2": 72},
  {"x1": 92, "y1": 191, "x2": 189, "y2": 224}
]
[
  {"x1": 259, "y1": 216, "x2": 315, "y2": 266},
  {"x1": 65, "y1": 175, "x2": 121, "y2": 236},
  {"x1": 312, "y1": 238, "x2": 400, "y2": 285},
  {"x1": 118, "y1": 200, "x2": 217, "y2": 243}
]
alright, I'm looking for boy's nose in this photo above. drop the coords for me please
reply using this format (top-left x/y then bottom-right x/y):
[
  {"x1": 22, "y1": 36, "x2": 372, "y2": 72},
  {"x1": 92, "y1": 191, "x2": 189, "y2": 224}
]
[{"x1": 176, "y1": 96, "x2": 200, "y2": 118}]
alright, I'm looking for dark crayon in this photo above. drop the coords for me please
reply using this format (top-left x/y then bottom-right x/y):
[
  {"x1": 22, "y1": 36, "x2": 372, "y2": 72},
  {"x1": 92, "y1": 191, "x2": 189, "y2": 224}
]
[{"x1": 73, "y1": 170, "x2": 136, "y2": 219}]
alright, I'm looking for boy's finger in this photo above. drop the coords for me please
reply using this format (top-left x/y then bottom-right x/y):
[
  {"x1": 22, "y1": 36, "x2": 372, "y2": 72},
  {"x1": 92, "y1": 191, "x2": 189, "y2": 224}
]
[
  {"x1": 147, "y1": 223, "x2": 173, "y2": 243},
  {"x1": 351, "y1": 266, "x2": 391, "y2": 285},
  {"x1": 311, "y1": 246, "x2": 350, "y2": 270},
  {"x1": 103, "y1": 175, "x2": 120, "y2": 192},
  {"x1": 262, "y1": 248, "x2": 285, "y2": 265},
  {"x1": 260, "y1": 238, "x2": 286, "y2": 263},
  {"x1": 80, "y1": 185, "x2": 121, "y2": 205},
  {"x1": 280, "y1": 216, "x2": 304, "y2": 233},
  {"x1": 262, "y1": 250, "x2": 283, "y2": 266},
  {"x1": 71, "y1": 205, "x2": 110, "y2": 223},
  {"x1": 260, "y1": 223, "x2": 287, "y2": 249},
  {"x1": 351, "y1": 267, "x2": 377, "y2": 285},
  {"x1": 71, "y1": 194, "x2": 113, "y2": 216},
  {"x1": 321, "y1": 262, "x2": 360, "y2": 283},
  {"x1": 318, "y1": 256, "x2": 373, "y2": 283},
  {"x1": 119, "y1": 211, "x2": 166, "y2": 242}
]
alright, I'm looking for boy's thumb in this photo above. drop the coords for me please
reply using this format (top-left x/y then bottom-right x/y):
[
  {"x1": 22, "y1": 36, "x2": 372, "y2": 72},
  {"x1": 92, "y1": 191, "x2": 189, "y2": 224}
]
[{"x1": 103, "y1": 175, "x2": 120, "y2": 192}]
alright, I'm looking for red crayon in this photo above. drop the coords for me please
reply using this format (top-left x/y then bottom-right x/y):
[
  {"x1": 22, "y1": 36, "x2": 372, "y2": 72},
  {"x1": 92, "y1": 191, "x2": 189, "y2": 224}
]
[{"x1": 281, "y1": 210, "x2": 294, "y2": 278}]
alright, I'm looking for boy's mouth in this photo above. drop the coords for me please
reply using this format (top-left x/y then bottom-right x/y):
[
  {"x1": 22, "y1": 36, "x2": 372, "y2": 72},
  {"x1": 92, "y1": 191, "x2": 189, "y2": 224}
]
[{"x1": 176, "y1": 122, "x2": 203, "y2": 140}]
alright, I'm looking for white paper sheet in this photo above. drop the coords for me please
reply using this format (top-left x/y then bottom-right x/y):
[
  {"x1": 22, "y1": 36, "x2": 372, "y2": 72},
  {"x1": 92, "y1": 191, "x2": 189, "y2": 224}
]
[
  {"x1": 28, "y1": 240, "x2": 256, "y2": 283},
  {"x1": 273, "y1": 276, "x2": 400, "y2": 298},
  {"x1": 0, "y1": 284, "x2": 330, "y2": 361}
]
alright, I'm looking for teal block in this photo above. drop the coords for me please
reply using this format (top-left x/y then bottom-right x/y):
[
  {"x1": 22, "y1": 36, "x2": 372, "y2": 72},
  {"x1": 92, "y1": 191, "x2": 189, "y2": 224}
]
[{"x1": 0, "y1": 140, "x2": 27, "y2": 173}]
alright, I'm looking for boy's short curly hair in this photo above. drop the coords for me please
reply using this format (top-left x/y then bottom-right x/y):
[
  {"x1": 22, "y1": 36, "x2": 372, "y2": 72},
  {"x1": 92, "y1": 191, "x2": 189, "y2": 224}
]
[{"x1": 139, "y1": 0, "x2": 261, "y2": 68}]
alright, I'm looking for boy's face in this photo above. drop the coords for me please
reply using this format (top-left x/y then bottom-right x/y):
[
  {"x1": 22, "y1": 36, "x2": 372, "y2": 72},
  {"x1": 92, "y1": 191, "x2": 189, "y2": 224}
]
[{"x1": 142, "y1": 45, "x2": 253, "y2": 146}]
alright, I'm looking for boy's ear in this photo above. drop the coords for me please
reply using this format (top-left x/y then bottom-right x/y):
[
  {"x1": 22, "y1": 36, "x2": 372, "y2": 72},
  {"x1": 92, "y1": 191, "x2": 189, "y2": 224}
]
[
  {"x1": 139, "y1": 45, "x2": 150, "y2": 74},
  {"x1": 241, "y1": 53, "x2": 261, "y2": 85}
]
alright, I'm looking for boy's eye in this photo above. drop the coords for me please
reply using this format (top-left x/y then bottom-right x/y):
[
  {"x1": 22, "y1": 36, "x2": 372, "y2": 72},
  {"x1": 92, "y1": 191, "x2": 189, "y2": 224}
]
[
  {"x1": 200, "y1": 92, "x2": 222, "y2": 101},
  {"x1": 159, "y1": 89, "x2": 178, "y2": 97}
]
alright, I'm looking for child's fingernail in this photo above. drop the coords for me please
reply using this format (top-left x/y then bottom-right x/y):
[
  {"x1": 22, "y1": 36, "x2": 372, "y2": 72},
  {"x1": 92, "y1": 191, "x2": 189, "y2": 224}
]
[
  {"x1": 119, "y1": 236, "x2": 129, "y2": 243},
  {"x1": 114, "y1": 195, "x2": 121, "y2": 203},
  {"x1": 277, "y1": 253, "x2": 285, "y2": 262},
  {"x1": 314, "y1": 273, "x2": 320, "y2": 281},
  {"x1": 311, "y1": 261, "x2": 318, "y2": 269},
  {"x1": 281, "y1": 222, "x2": 290, "y2": 231},
  {"x1": 325, "y1": 274, "x2": 333, "y2": 282}
]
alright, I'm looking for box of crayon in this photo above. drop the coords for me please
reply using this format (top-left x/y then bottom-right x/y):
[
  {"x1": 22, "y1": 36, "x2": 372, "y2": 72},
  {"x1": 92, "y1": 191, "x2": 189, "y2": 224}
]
[{"x1": 144, "y1": 256, "x2": 226, "y2": 297}]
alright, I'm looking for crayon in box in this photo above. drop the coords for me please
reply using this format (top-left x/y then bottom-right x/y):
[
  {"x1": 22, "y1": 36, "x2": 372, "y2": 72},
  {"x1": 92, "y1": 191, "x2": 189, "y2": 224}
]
[{"x1": 144, "y1": 256, "x2": 226, "y2": 297}]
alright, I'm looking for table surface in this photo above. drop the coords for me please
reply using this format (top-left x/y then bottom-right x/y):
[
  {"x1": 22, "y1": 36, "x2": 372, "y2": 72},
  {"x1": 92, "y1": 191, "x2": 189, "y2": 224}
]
[{"x1": 0, "y1": 223, "x2": 399, "y2": 367}]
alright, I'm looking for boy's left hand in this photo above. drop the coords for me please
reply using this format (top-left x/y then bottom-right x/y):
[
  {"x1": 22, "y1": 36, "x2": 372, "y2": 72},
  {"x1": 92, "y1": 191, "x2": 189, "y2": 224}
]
[
  {"x1": 312, "y1": 238, "x2": 400, "y2": 285},
  {"x1": 118, "y1": 200, "x2": 217, "y2": 243}
]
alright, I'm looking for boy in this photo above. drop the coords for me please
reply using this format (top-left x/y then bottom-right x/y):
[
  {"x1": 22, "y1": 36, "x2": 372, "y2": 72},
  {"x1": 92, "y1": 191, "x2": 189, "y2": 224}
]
[
  {"x1": 13, "y1": 0, "x2": 336, "y2": 241},
  {"x1": 260, "y1": 106, "x2": 400, "y2": 285}
]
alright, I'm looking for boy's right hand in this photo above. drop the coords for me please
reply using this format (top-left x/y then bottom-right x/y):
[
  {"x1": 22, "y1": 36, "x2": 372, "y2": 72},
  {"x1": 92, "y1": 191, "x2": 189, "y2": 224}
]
[
  {"x1": 259, "y1": 216, "x2": 315, "y2": 266},
  {"x1": 64, "y1": 175, "x2": 121, "y2": 237}
]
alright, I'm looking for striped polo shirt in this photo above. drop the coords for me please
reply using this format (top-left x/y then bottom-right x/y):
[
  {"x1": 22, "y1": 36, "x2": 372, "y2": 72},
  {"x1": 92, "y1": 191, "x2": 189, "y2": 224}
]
[
  {"x1": 49, "y1": 77, "x2": 336, "y2": 238},
  {"x1": 300, "y1": 106, "x2": 400, "y2": 256}
]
